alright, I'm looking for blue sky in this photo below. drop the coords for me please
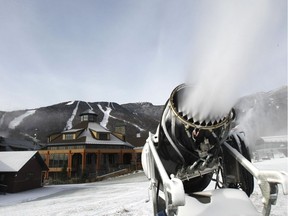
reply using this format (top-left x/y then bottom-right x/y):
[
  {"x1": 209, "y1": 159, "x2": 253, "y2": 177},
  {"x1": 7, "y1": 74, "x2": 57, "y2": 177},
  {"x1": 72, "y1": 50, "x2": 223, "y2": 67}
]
[{"x1": 0, "y1": 0, "x2": 286, "y2": 111}]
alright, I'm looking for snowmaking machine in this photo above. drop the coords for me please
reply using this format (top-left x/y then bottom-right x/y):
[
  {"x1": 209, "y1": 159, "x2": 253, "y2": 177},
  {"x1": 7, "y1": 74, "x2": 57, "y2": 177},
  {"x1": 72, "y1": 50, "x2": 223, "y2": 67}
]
[{"x1": 142, "y1": 84, "x2": 288, "y2": 216}]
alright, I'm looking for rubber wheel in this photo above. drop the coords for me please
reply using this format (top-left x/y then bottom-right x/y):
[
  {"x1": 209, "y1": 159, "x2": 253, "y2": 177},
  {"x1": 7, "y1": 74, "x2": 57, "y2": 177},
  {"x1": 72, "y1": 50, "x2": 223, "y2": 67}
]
[
  {"x1": 183, "y1": 173, "x2": 213, "y2": 193},
  {"x1": 223, "y1": 134, "x2": 254, "y2": 197}
]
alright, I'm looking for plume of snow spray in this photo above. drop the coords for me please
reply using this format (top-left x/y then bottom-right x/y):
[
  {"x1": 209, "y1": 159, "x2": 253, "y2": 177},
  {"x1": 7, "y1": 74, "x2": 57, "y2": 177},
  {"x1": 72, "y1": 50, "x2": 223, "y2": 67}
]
[{"x1": 183, "y1": 0, "x2": 271, "y2": 123}]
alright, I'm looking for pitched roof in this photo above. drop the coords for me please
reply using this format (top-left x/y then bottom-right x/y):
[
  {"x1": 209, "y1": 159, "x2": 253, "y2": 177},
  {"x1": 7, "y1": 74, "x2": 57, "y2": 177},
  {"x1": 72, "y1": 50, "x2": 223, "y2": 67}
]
[
  {"x1": 62, "y1": 128, "x2": 84, "y2": 133},
  {"x1": 49, "y1": 129, "x2": 134, "y2": 148},
  {"x1": 0, "y1": 137, "x2": 41, "y2": 150},
  {"x1": 80, "y1": 109, "x2": 98, "y2": 116},
  {"x1": 82, "y1": 130, "x2": 134, "y2": 148},
  {"x1": 49, "y1": 121, "x2": 134, "y2": 148},
  {"x1": 0, "y1": 151, "x2": 47, "y2": 172},
  {"x1": 87, "y1": 122, "x2": 110, "y2": 133}
]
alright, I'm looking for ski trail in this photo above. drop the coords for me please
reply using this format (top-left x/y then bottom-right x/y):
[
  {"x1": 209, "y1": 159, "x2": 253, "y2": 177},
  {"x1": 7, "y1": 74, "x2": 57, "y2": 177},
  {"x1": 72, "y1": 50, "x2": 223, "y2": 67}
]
[
  {"x1": 0, "y1": 113, "x2": 6, "y2": 127},
  {"x1": 97, "y1": 104, "x2": 112, "y2": 129},
  {"x1": 64, "y1": 101, "x2": 80, "y2": 130},
  {"x1": 110, "y1": 102, "x2": 116, "y2": 110},
  {"x1": 66, "y1": 101, "x2": 75, "y2": 105},
  {"x1": 8, "y1": 110, "x2": 36, "y2": 129},
  {"x1": 118, "y1": 118, "x2": 145, "y2": 131},
  {"x1": 98, "y1": 102, "x2": 145, "y2": 131},
  {"x1": 108, "y1": 112, "x2": 145, "y2": 131},
  {"x1": 86, "y1": 102, "x2": 93, "y2": 110}
]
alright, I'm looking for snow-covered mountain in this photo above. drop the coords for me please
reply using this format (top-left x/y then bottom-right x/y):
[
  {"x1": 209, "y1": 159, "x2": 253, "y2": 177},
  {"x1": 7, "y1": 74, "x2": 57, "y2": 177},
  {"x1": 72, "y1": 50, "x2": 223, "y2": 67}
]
[
  {"x1": 0, "y1": 86, "x2": 286, "y2": 148},
  {"x1": 234, "y1": 86, "x2": 287, "y2": 147},
  {"x1": 0, "y1": 101, "x2": 162, "y2": 147}
]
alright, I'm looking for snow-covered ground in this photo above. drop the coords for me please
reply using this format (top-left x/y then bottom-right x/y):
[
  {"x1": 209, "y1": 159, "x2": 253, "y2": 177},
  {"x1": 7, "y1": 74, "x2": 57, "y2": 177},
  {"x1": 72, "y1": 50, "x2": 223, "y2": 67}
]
[
  {"x1": 249, "y1": 158, "x2": 288, "y2": 216},
  {"x1": 0, "y1": 158, "x2": 287, "y2": 216}
]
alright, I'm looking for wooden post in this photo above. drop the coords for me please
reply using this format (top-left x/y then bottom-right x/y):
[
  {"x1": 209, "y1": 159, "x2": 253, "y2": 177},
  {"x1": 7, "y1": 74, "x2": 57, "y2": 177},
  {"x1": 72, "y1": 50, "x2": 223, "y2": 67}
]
[
  {"x1": 81, "y1": 150, "x2": 86, "y2": 175},
  {"x1": 46, "y1": 152, "x2": 50, "y2": 179},
  {"x1": 119, "y1": 150, "x2": 123, "y2": 164},
  {"x1": 68, "y1": 151, "x2": 72, "y2": 178},
  {"x1": 96, "y1": 150, "x2": 101, "y2": 172}
]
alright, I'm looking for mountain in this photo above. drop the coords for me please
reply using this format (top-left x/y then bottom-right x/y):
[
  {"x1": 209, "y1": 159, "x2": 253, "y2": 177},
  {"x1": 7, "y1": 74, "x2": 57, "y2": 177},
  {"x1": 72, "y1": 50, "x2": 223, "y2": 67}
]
[
  {"x1": 0, "y1": 101, "x2": 163, "y2": 147},
  {"x1": 0, "y1": 86, "x2": 286, "y2": 148},
  {"x1": 234, "y1": 86, "x2": 287, "y2": 147}
]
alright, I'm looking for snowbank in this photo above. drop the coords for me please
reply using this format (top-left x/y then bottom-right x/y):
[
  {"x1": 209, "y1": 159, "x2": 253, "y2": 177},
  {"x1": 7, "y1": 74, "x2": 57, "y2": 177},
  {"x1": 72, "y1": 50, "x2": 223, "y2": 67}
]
[{"x1": 0, "y1": 159, "x2": 287, "y2": 216}]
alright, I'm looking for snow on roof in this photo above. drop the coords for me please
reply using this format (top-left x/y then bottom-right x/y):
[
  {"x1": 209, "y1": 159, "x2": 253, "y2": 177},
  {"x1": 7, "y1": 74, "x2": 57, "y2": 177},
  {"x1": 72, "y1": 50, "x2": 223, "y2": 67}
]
[
  {"x1": 74, "y1": 128, "x2": 133, "y2": 148},
  {"x1": 85, "y1": 133, "x2": 134, "y2": 148},
  {"x1": 80, "y1": 109, "x2": 97, "y2": 116},
  {"x1": 88, "y1": 122, "x2": 110, "y2": 133},
  {"x1": 0, "y1": 151, "x2": 37, "y2": 172},
  {"x1": 50, "y1": 128, "x2": 134, "y2": 148},
  {"x1": 49, "y1": 120, "x2": 134, "y2": 148},
  {"x1": 62, "y1": 128, "x2": 84, "y2": 133}
]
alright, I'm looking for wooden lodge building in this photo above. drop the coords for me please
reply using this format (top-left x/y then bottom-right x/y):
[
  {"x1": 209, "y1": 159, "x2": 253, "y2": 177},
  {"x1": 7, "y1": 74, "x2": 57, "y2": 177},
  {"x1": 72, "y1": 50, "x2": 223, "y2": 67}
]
[{"x1": 39, "y1": 109, "x2": 142, "y2": 179}]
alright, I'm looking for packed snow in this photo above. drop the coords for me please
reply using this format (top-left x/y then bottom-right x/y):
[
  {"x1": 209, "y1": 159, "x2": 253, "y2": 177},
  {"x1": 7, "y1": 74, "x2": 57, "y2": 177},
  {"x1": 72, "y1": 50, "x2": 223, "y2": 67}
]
[
  {"x1": 97, "y1": 103, "x2": 145, "y2": 131},
  {"x1": 0, "y1": 158, "x2": 287, "y2": 216},
  {"x1": 109, "y1": 116, "x2": 145, "y2": 132},
  {"x1": 109, "y1": 102, "x2": 116, "y2": 110},
  {"x1": 122, "y1": 119, "x2": 145, "y2": 132},
  {"x1": 250, "y1": 158, "x2": 288, "y2": 216},
  {"x1": 0, "y1": 172, "x2": 152, "y2": 216},
  {"x1": 64, "y1": 101, "x2": 80, "y2": 131},
  {"x1": 8, "y1": 110, "x2": 36, "y2": 129},
  {"x1": 0, "y1": 113, "x2": 5, "y2": 127},
  {"x1": 86, "y1": 102, "x2": 93, "y2": 110},
  {"x1": 66, "y1": 101, "x2": 75, "y2": 106},
  {"x1": 97, "y1": 104, "x2": 112, "y2": 129}
]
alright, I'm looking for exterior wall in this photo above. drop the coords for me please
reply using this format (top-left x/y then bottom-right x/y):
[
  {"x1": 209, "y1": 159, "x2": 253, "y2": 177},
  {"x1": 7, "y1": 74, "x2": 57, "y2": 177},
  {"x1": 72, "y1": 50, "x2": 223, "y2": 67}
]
[
  {"x1": 2, "y1": 157, "x2": 45, "y2": 193},
  {"x1": 134, "y1": 148, "x2": 143, "y2": 170},
  {"x1": 39, "y1": 148, "x2": 142, "y2": 179}
]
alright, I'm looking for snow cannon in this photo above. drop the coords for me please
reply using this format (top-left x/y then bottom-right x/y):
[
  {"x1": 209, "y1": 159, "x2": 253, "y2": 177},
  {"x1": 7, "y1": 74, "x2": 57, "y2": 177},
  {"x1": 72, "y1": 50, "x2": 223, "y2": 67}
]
[
  {"x1": 156, "y1": 84, "x2": 237, "y2": 193},
  {"x1": 143, "y1": 84, "x2": 253, "y2": 194},
  {"x1": 142, "y1": 84, "x2": 288, "y2": 216}
]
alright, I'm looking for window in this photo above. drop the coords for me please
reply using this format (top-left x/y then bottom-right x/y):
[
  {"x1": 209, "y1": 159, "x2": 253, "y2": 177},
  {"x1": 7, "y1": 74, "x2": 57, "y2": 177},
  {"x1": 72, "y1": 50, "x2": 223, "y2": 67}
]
[
  {"x1": 63, "y1": 133, "x2": 75, "y2": 140},
  {"x1": 91, "y1": 130, "x2": 110, "y2": 140},
  {"x1": 47, "y1": 145, "x2": 84, "y2": 150},
  {"x1": 0, "y1": 174, "x2": 4, "y2": 183},
  {"x1": 49, "y1": 154, "x2": 68, "y2": 168},
  {"x1": 81, "y1": 115, "x2": 89, "y2": 122},
  {"x1": 99, "y1": 133, "x2": 109, "y2": 140}
]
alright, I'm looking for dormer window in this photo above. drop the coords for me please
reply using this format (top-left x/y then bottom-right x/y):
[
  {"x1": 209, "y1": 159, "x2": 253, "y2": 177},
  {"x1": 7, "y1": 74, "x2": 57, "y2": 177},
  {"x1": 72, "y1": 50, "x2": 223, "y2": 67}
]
[
  {"x1": 98, "y1": 133, "x2": 110, "y2": 140},
  {"x1": 63, "y1": 133, "x2": 75, "y2": 140},
  {"x1": 90, "y1": 130, "x2": 110, "y2": 140}
]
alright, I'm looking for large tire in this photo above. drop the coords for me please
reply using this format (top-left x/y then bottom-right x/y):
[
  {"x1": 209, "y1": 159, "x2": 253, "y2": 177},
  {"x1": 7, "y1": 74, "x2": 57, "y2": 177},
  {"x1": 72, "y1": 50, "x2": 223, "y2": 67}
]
[
  {"x1": 183, "y1": 173, "x2": 213, "y2": 194},
  {"x1": 222, "y1": 133, "x2": 254, "y2": 197}
]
